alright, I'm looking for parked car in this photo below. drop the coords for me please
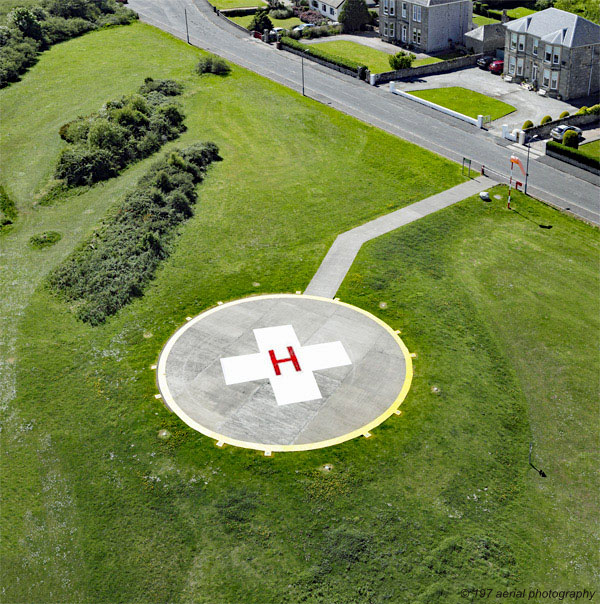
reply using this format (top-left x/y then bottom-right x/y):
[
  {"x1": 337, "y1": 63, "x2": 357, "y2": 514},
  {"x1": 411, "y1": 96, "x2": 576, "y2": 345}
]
[
  {"x1": 550, "y1": 124, "x2": 583, "y2": 142},
  {"x1": 292, "y1": 23, "x2": 315, "y2": 32},
  {"x1": 270, "y1": 27, "x2": 285, "y2": 36},
  {"x1": 477, "y1": 56, "x2": 495, "y2": 69},
  {"x1": 489, "y1": 60, "x2": 504, "y2": 74}
]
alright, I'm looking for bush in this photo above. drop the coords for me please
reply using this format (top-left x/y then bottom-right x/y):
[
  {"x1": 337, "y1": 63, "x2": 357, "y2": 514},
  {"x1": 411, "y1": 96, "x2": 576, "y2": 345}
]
[
  {"x1": 138, "y1": 77, "x2": 183, "y2": 96},
  {"x1": 576, "y1": 104, "x2": 600, "y2": 116},
  {"x1": 196, "y1": 54, "x2": 231, "y2": 75},
  {"x1": 248, "y1": 8, "x2": 273, "y2": 32},
  {"x1": 29, "y1": 231, "x2": 62, "y2": 248},
  {"x1": 0, "y1": 184, "x2": 17, "y2": 229},
  {"x1": 55, "y1": 146, "x2": 117, "y2": 186},
  {"x1": 522, "y1": 120, "x2": 534, "y2": 129},
  {"x1": 293, "y1": 7, "x2": 325, "y2": 24},
  {"x1": 48, "y1": 142, "x2": 221, "y2": 324},
  {"x1": 559, "y1": 110, "x2": 570, "y2": 119},
  {"x1": 547, "y1": 140, "x2": 599, "y2": 170},
  {"x1": 302, "y1": 24, "x2": 341, "y2": 38},
  {"x1": 269, "y1": 7, "x2": 293, "y2": 18},
  {"x1": 389, "y1": 50, "x2": 415, "y2": 70},
  {"x1": 41, "y1": 16, "x2": 95, "y2": 43},
  {"x1": 540, "y1": 115, "x2": 552, "y2": 125},
  {"x1": 562, "y1": 130, "x2": 579, "y2": 149}
]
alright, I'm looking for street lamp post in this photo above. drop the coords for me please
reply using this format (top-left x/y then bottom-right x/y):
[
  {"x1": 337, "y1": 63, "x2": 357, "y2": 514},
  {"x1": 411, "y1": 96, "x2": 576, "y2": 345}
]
[
  {"x1": 184, "y1": 7, "x2": 190, "y2": 44},
  {"x1": 301, "y1": 55, "x2": 305, "y2": 96},
  {"x1": 524, "y1": 141, "x2": 531, "y2": 195}
]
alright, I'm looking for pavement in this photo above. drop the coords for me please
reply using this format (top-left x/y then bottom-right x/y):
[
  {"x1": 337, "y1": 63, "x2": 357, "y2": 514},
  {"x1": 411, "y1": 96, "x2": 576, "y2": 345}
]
[
  {"x1": 304, "y1": 176, "x2": 494, "y2": 298},
  {"x1": 127, "y1": 0, "x2": 599, "y2": 224},
  {"x1": 157, "y1": 295, "x2": 410, "y2": 451},
  {"x1": 393, "y1": 66, "x2": 580, "y2": 132}
]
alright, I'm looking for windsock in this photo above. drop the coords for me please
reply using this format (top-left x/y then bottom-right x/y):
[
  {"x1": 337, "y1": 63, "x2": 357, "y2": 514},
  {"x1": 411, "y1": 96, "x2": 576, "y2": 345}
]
[{"x1": 510, "y1": 155, "x2": 526, "y2": 176}]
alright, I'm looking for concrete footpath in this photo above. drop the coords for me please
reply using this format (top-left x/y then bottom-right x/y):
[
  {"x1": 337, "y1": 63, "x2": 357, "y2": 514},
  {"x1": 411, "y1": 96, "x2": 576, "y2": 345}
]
[{"x1": 304, "y1": 176, "x2": 494, "y2": 298}]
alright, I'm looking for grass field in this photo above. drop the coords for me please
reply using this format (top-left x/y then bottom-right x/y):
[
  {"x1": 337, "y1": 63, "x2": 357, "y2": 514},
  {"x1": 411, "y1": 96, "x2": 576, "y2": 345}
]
[
  {"x1": 212, "y1": 0, "x2": 267, "y2": 8},
  {"x1": 409, "y1": 86, "x2": 516, "y2": 120},
  {"x1": 2, "y1": 19, "x2": 598, "y2": 604},
  {"x1": 307, "y1": 40, "x2": 393, "y2": 73},
  {"x1": 579, "y1": 138, "x2": 600, "y2": 160},
  {"x1": 472, "y1": 14, "x2": 500, "y2": 26},
  {"x1": 507, "y1": 6, "x2": 536, "y2": 18},
  {"x1": 230, "y1": 14, "x2": 302, "y2": 29},
  {"x1": 0, "y1": 21, "x2": 470, "y2": 603}
]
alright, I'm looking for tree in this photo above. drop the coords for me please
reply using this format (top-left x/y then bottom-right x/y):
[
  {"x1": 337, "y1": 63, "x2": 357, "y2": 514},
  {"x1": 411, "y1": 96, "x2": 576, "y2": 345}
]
[
  {"x1": 8, "y1": 7, "x2": 43, "y2": 40},
  {"x1": 562, "y1": 130, "x2": 579, "y2": 149},
  {"x1": 248, "y1": 9, "x2": 273, "y2": 33},
  {"x1": 339, "y1": 0, "x2": 370, "y2": 33},
  {"x1": 389, "y1": 50, "x2": 415, "y2": 70}
]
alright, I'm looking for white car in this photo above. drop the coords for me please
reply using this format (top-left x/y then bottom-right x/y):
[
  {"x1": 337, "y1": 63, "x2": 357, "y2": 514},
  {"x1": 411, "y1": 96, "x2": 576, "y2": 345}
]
[
  {"x1": 292, "y1": 23, "x2": 315, "y2": 31},
  {"x1": 550, "y1": 124, "x2": 583, "y2": 142}
]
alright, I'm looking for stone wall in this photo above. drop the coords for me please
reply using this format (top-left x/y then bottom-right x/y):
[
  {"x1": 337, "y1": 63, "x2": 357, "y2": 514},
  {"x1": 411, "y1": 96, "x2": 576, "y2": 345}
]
[
  {"x1": 526, "y1": 112, "x2": 599, "y2": 139},
  {"x1": 371, "y1": 53, "x2": 482, "y2": 85},
  {"x1": 279, "y1": 44, "x2": 361, "y2": 78}
]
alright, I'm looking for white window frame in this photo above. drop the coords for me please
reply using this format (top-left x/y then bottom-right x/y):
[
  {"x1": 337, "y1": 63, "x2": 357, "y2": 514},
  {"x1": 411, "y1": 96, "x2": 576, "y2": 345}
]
[
  {"x1": 402, "y1": 2, "x2": 407, "y2": 17},
  {"x1": 532, "y1": 63, "x2": 538, "y2": 81},
  {"x1": 383, "y1": 20, "x2": 388, "y2": 35},
  {"x1": 510, "y1": 33, "x2": 517, "y2": 50},
  {"x1": 518, "y1": 35, "x2": 525, "y2": 51},
  {"x1": 413, "y1": 5, "x2": 421, "y2": 22},
  {"x1": 383, "y1": 0, "x2": 388, "y2": 15},
  {"x1": 532, "y1": 38, "x2": 538, "y2": 56},
  {"x1": 545, "y1": 44, "x2": 552, "y2": 62},
  {"x1": 509, "y1": 56, "x2": 516, "y2": 74},
  {"x1": 551, "y1": 71, "x2": 558, "y2": 89},
  {"x1": 542, "y1": 68, "x2": 550, "y2": 87},
  {"x1": 516, "y1": 57, "x2": 523, "y2": 76},
  {"x1": 412, "y1": 27, "x2": 421, "y2": 44},
  {"x1": 330, "y1": 6, "x2": 334, "y2": 14},
  {"x1": 389, "y1": 0, "x2": 395, "y2": 15},
  {"x1": 402, "y1": 23, "x2": 407, "y2": 42},
  {"x1": 552, "y1": 46, "x2": 560, "y2": 64},
  {"x1": 389, "y1": 21, "x2": 395, "y2": 37}
]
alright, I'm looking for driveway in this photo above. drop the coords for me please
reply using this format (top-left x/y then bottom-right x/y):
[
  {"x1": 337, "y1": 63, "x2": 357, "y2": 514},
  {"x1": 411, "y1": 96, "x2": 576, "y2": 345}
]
[{"x1": 393, "y1": 66, "x2": 579, "y2": 133}]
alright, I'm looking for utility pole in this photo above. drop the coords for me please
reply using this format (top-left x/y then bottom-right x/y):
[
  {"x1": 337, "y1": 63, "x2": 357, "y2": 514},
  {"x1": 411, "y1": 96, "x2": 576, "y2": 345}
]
[
  {"x1": 524, "y1": 142, "x2": 531, "y2": 195},
  {"x1": 184, "y1": 7, "x2": 190, "y2": 44},
  {"x1": 301, "y1": 55, "x2": 305, "y2": 96}
]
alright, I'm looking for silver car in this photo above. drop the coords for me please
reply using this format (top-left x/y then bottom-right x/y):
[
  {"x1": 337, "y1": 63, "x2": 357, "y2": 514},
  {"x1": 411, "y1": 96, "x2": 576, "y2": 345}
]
[{"x1": 550, "y1": 124, "x2": 583, "y2": 142}]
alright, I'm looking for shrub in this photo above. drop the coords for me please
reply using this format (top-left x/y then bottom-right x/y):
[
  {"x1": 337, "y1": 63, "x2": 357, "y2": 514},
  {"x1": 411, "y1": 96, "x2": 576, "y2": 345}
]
[
  {"x1": 339, "y1": 0, "x2": 370, "y2": 32},
  {"x1": 293, "y1": 7, "x2": 325, "y2": 24},
  {"x1": 522, "y1": 120, "x2": 534, "y2": 129},
  {"x1": 389, "y1": 50, "x2": 415, "y2": 70},
  {"x1": 196, "y1": 54, "x2": 231, "y2": 75},
  {"x1": 248, "y1": 9, "x2": 273, "y2": 32},
  {"x1": 139, "y1": 77, "x2": 183, "y2": 96},
  {"x1": 55, "y1": 146, "x2": 117, "y2": 186},
  {"x1": 59, "y1": 117, "x2": 91, "y2": 143},
  {"x1": 41, "y1": 16, "x2": 95, "y2": 44},
  {"x1": 540, "y1": 115, "x2": 552, "y2": 125},
  {"x1": 8, "y1": 7, "x2": 44, "y2": 40},
  {"x1": 559, "y1": 110, "x2": 570, "y2": 119},
  {"x1": 0, "y1": 184, "x2": 17, "y2": 229},
  {"x1": 547, "y1": 140, "x2": 599, "y2": 170},
  {"x1": 562, "y1": 130, "x2": 579, "y2": 149},
  {"x1": 576, "y1": 104, "x2": 600, "y2": 116},
  {"x1": 29, "y1": 231, "x2": 62, "y2": 248},
  {"x1": 270, "y1": 7, "x2": 293, "y2": 18},
  {"x1": 48, "y1": 142, "x2": 221, "y2": 324}
]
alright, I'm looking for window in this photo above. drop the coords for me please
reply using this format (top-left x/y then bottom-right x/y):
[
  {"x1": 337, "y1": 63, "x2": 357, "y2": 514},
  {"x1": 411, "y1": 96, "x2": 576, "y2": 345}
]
[
  {"x1": 543, "y1": 68, "x2": 550, "y2": 87},
  {"x1": 402, "y1": 2, "x2": 407, "y2": 17},
  {"x1": 402, "y1": 23, "x2": 407, "y2": 42},
  {"x1": 390, "y1": 21, "x2": 395, "y2": 37},
  {"x1": 413, "y1": 5, "x2": 421, "y2": 22},
  {"x1": 517, "y1": 57, "x2": 523, "y2": 76},
  {"x1": 412, "y1": 27, "x2": 421, "y2": 44},
  {"x1": 545, "y1": 45, "x2": 551, "y2": 62},
  {"x1": 553, "y1": 47, "x2": 560, "y2": 64},
  {"x1": 383, "y1": 0, "x2": 388, "y2": 14},
  {"x1": 330, "y1": 6, "x2": 334, "y2": 13},
  {"x1": 551, "y1": 71, "x2": 558, "y2": 89},
  {"x1": 383, "y1": 21, "x2": 388, "y2": 35},
  {"x1": 518, "y1": 35, "x2": 525, "y2": 51},
  {"x1": 510, "y1": 33, "x2": 517, "y2": 50},
  {"x1": 312, "y1": 0, "x2": 318, "y2": 6},
  {"x1": 509, "y1": 56, "x2": 516, "y2": 74},
  {"x1": 390, "y1": 0, "x2": 395, "y2": 15},
  {"x1": 532, "y1": 38, "x2": 538, "y2": 56},
  {"x1": 322, "y1": 3, "x2": 325, "y2": 9}
]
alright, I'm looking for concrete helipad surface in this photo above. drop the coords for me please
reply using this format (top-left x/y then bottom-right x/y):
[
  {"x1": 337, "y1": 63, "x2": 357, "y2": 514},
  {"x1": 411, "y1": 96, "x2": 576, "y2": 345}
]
[{"x1": 156, "y1": 294, "x2": 412, "y2": 452}]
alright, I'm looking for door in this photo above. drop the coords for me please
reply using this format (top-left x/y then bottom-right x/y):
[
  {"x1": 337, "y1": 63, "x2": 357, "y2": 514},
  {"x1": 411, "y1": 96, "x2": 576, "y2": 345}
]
[{"x1": 532, "y1": 64, "x2": 538, "y2": 83}]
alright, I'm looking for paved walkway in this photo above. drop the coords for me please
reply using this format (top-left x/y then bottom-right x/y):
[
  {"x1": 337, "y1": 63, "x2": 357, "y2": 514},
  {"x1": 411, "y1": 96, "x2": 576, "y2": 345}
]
[{"x1": 304, "y1": 176, "x2": 493, "y2": 298}]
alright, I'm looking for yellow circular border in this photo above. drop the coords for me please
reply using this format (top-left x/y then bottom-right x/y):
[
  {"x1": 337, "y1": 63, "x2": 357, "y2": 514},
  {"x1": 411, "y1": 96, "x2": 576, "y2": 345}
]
[{"x1": 156, "y1": 294, "x2": 413, "y2": 453}]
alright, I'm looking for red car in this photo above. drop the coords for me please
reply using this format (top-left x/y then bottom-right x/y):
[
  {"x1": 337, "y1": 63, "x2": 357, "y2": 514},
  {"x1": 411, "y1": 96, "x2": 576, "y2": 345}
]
[{"x1": 489, "y1": 59, "x2": 504, "y2": 74}]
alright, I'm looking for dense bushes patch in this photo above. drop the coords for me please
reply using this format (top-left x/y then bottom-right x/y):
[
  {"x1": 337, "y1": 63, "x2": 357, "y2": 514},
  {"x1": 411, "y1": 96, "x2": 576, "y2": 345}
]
[
  {"x1": 0, "y1": 184, "x2": 17, "y2": 229},
  {"x1": 0, "y1": 0, "x2": 137, "y2": 87},
  {"x1": 29, "y1": 231, "x2": 62, "y2": 248},
  {"x1": 281, "y1": 36, "x2": 365, "y2": 73},
  {"x1": 547, "y1": 140, "x2": 600, "y2": 170},
  {"x1": 196, "y1": 54, "x2": 231, "y2": 75},
  {"x1": 48, "y1": 142, "x2": 221, "y2": 325},
  {"x1": 55, "y1": 78, "x2": 185, "y2": 187}
]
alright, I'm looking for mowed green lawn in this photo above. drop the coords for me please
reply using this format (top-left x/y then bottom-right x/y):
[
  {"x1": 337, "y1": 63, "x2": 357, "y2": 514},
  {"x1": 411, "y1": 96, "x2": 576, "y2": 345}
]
[
  {"x1": 212, "y1": 0, "x2": 266, "y2": 8},
  {"x1": 579, "y1": 138, "x2": 600, "y2": 160},
  {"x1": 507, "y1": 6, "x2": 536, "y2": 18},
  {"x1": 231, "y1": 14, "x2": 302, "y2": 29},
  {"x1": 1, "y1": 21, "x2": 468, "y2": 604},
  {"x1": 308, "y1": 39, "x2": 393, "y2": 73},
  {"x1": 473, "y1": 14, "x2": 500, "y2": 25},
  {"x1": 409, "y1": 86, "x2": 515, "y2": 120}
]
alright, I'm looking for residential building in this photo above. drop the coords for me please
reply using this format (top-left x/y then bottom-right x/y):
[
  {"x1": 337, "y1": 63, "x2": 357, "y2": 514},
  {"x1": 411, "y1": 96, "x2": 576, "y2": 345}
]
[
  {"x1": 379, "y1": 0, "x2": 472, "y2": 53},
  {"x1": 503, "y1": 8, "x2": 600, "y2": 100},
  {"x1": 311, "y1": 0, "x2": 345, "y2": 22}
]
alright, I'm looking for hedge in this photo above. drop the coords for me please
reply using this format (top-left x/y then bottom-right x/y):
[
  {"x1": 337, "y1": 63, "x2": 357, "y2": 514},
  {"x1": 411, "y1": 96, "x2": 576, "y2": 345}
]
[
  {"x1": 48, "y1": 142, "x2": 221, "y2": 325},
  {"x1": 0, "y1": 184, "x2": 17, "y2": 229},
  {"x1": 281, "y1": 36, "x2": 365, "y2": 73},
  {"x1": 546, "y1": 140, "x2": 600, "y2": 171}
]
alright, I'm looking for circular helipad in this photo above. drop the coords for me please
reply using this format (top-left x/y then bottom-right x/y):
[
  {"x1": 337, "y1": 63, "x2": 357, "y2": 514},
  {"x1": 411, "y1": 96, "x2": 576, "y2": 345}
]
[{"x1": 156, "y1": 294, "x2": 412, "y2": 452}]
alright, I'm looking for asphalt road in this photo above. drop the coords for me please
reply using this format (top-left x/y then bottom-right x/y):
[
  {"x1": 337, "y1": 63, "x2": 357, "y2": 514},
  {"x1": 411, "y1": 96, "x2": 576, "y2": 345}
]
[{"x1": 128, "y1": 0, "x2": 599, "y2": 224}]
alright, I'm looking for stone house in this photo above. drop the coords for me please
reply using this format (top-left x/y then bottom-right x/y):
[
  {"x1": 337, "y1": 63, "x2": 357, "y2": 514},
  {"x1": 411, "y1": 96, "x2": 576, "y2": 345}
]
[
  {"x1": 379, "y1": 0, "x2": 472, "y2": 53},
  {"x1": 503, "y1": 8, "x2": 600, "y2": 100},
  {"x1": 310, "y1": 0, "x2": 345, "y2": 22}
]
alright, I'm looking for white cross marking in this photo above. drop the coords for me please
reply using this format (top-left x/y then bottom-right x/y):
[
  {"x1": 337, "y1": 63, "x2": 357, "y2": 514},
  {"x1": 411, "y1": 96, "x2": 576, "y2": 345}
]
[{"x1": 220, "y1": 325, "x2": 352, "y2": 405}]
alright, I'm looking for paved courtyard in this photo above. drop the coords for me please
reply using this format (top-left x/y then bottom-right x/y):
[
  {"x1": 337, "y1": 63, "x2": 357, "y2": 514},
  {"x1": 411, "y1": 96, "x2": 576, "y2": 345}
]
[
  {"x1": 393, "y1": 66, "x2": 580, "y2": 132},
  {"x1": 157, "y1": 295, "x2": 412, "y2": 452}
]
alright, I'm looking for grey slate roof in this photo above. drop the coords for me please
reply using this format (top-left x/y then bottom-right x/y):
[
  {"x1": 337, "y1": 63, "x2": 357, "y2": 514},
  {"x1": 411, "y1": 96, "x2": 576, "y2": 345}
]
[
  {"x1": 505, "y1": 8, "x2": 600, "y2": 48},
  {"x1": 410, "y1": 0, "x2": 469, "y2": 6}
]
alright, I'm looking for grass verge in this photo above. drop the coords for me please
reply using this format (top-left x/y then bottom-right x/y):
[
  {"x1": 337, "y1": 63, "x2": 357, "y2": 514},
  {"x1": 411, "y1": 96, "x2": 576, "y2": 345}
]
[{"x1": 231, "y1": 14, "x2": 302, "y2": 29}]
